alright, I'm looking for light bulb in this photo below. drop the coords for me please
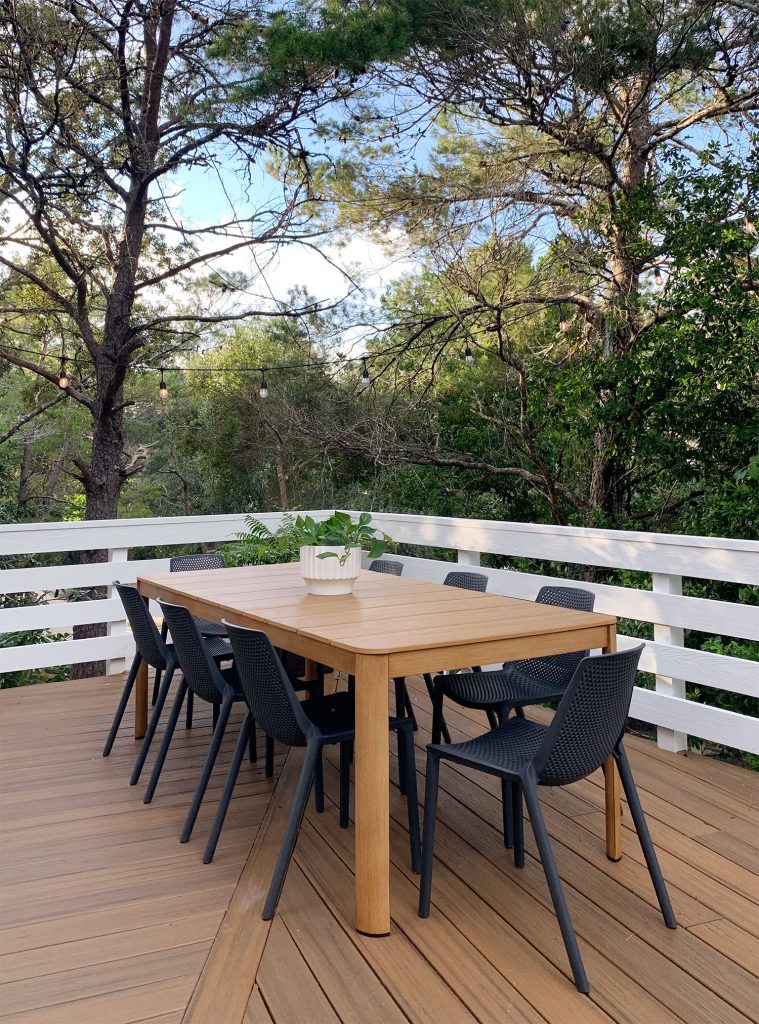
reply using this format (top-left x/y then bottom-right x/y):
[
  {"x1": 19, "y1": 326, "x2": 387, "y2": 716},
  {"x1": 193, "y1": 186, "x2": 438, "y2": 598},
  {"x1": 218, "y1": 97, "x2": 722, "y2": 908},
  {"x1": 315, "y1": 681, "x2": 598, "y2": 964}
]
[
  {"x1": 57, "y1": 362, "x2": 69, "y2": 389},
  {"x1": 159, "y1": 373, "x2": 168, "y2": 400},
  {"x1": 259, "y1": 373, "x2": 269, "y2": 399},
  {"x1": 654, "y1": 266, "x2": 663, "y2": 286},
  {"x1": 464, "y1": 344, "x2": 474, "y2": 365},
  {"x1": 745, "y1": 216, "x2": 757, "y2": 236},
  {"x1": 360, "y1": 358, "x2": 370, "y2": 388},
  {"x1": 559, "y1": 313, "x2": 569, "y2": 333}
]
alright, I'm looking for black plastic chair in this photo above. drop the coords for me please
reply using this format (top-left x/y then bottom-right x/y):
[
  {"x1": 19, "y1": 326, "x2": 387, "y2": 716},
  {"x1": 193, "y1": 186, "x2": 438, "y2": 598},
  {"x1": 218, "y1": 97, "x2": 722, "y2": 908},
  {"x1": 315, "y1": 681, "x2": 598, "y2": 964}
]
[
  {"x1": 417, "y1": 570, "x2": 489, "y2": 742},
  {"x1": 204, "y1": 620, "x2": 421, "y2": 920},
  {"x1": 153, "y1": 552, "x2": 228, "y2": 713},
  {"x1": 102, "y1": 582, "x2": 232, "y2": 777},
  {"x1": 431, "y1": 586, "x2": 595, "y2": 744},
  {"x1": 431, "y1": 585, "x2": 594, "y2": 849},
  {"x1": 418, "y1": 644, "x2": 676, "y2": 994},
  {"x1": 368, "y1": 558, "x2": 403, "y2": 575},
  {"x1": 143, "y1": 599, "x2": 252, "y2": 845}
]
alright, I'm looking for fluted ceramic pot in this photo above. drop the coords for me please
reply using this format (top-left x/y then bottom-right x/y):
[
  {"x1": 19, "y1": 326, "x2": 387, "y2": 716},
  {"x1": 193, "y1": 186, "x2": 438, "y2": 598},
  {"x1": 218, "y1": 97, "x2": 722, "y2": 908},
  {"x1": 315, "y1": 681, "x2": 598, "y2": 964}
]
[{"x1": 299, "y1": 545, "x2": 362, "y2": 595}]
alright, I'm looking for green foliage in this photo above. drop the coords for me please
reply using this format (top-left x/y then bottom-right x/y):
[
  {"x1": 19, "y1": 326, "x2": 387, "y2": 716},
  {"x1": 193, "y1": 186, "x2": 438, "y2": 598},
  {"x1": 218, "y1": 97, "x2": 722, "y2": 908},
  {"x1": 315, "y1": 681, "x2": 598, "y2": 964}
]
[
  {"x1": 0, "y1": 592, "x2": 67, "y2": 689},
  {"x1": 231, "y1": 511, "x2": 390, "y2": 566}
]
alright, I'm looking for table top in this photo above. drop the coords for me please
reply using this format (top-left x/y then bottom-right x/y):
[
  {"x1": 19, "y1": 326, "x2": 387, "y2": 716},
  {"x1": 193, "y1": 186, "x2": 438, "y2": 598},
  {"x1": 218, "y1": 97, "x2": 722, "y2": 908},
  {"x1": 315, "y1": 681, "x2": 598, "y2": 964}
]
[{"x1": 137, "y1": 561, "x2": 616, "y2": 657}]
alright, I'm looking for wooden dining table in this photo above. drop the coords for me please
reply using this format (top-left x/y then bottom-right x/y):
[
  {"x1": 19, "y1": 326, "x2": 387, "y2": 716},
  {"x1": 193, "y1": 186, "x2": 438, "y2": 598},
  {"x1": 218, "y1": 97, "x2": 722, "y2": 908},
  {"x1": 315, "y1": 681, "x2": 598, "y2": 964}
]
[{"x1": 136, "y1": 561, "x2": 620, "y2": 936}]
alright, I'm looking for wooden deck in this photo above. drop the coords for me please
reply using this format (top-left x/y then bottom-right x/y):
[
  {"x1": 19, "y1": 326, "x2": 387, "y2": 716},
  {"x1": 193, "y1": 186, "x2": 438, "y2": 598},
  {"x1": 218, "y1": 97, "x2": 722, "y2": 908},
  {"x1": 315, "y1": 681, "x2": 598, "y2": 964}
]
[{"x1": 0, "y1": 673, "x2": 757, "y2": 1024}]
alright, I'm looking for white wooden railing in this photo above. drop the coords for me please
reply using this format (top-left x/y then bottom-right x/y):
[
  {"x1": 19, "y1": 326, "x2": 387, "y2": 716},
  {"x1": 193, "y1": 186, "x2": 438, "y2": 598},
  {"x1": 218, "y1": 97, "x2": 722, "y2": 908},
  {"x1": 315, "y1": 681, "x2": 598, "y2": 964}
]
[{"x1": 1, "y1": 511, "x2": 757, "y2": 755}]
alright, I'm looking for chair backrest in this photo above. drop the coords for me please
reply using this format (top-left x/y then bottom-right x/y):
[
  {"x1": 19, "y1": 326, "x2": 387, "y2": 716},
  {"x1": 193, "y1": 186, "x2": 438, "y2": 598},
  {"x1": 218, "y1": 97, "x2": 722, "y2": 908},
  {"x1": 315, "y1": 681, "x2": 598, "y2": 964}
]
[
  {"x1": 223, "y1": 620, "x2": 312, "y2": 747},
  {"x1": 170, "y1": 552, "x2": 226, "y2": 572},
  {"x1": 443, "y1": 570, "x2": 488, "y2": 592},
  {"x1": 535, "y1": 645, "x2": 644, "y2": 786},
  {"x1": 509, "y1": 585, "x2": 595, "y2": 685},
  {"x1": 369, "y1": 559, "x2": 403, "y2": 576},
  {"x1": 158, "y1": 600, "x2": 233, "y2": 704},
  {"x1": 114, "y1": 581, "x2": 169, "y2": 669}
]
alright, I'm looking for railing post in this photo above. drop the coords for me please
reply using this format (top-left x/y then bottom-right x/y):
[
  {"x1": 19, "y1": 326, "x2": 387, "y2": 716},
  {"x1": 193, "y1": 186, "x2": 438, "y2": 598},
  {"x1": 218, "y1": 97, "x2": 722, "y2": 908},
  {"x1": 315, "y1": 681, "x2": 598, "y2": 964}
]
[
  {"x1": 651, "y1": 572, "x2": 688, "y2": 753},
  {"x1": 106, "y1": 548, "x2": 129, "y2": 675},
  {"x1": 457, "y1": 549, "x2": 481, "y2": 567}
]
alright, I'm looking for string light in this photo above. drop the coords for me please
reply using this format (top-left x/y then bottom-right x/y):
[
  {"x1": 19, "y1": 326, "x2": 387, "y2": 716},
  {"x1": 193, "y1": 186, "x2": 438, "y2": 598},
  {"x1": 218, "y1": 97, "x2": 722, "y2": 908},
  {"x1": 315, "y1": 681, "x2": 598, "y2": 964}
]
[
  {"x1": 464, "y1": 343, "x2": 474, "y2": 365},
  {"x1": 558, "y1": 308, "x2": 569, "y2": 333},
  {"x1": 745, "y1": 216, "x2": 757, "y2": 236},
  {"x1": 653, "y1": 265, "x2": 663, "y2": 286},
  {"x1": 158, "y1": 369, "x2": 168, "y2": 400},
  {"x1": 57, "y1": 355, "x2": 69, "y2": 390},
  {"x1": 259, "y1": 369, "x2": 269, "y2": 399},
  {"x1": 360, "y1": 357, "x2": 370, "y2": 388}
]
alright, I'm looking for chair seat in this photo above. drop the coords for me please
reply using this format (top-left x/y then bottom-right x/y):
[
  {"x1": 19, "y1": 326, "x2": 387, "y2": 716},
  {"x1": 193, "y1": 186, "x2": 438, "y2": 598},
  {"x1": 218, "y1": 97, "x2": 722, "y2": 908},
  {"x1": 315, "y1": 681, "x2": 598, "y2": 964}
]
[
  {"x1": 184, "y1": 635, "x2": 233, "y2": 663},
  {"x1": 301, "y1": 690, "x2": 406, "y2": 741},
  {"x1": 438, "y1": 666, "x2": 565, "y2": 709},
  {"x1": 195, "y1": 617, "x2": 228, "y2": 638},
  {"x1": 432, "y1": 716, "x2": 547, "y2": 777}
]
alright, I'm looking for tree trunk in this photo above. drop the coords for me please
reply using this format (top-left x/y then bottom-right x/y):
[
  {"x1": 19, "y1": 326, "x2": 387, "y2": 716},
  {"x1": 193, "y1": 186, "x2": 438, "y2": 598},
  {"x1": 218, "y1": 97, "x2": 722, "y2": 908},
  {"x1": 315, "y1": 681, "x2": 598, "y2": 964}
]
[
  {"x1": 276, "y1": 448, "x2": 290, "y2": 511},
  {"x1": 71, "y1": 396, "x2": 126, "y2": 679}
]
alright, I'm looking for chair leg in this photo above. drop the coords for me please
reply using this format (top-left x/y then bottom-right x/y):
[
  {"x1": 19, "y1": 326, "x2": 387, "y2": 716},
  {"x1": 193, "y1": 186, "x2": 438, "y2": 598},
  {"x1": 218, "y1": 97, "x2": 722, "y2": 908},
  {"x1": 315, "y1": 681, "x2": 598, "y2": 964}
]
[
  {"x1": 212, "y1": 702, "x2": 219, "y2": 729},
  {"x1": 308, "y1": 665, "x2": 325, "y2": 700},
  {"x1": 512, "y1": 781, "x2": 524, "y2": 868},
  {"x1": 144, "y1": 679, "x2": 187, "y2": 803},
  {"x1": 203, "y1": 712, "x2": 252, "y2": 864},
  {"x1": 418, "y1": 752, "x2": 441, "y2": 916},
  {"x1": 394, "y1": 677, "x2": 418, "y2": 731},
  {"x1": 131, "y1": 662, "x2": 176, "y2": 785},
  {"x1": 614, "y1": 744, "x2": 676, "y2": 929},
  {"x1": 152, "y1": 621, "x2": 169, "y2": 705},
  {"x1": 181, "y1": 694, "x2": 233, "y2": 844},
  {"x1": 399, "y1": 721, "x2": 421, "y2": 873},
  {"x1": 394, "y1": 677, "x2": 406, "y2": 719},
  {"x1": 249, "y1": 719, "x2": 258, "y2": 763},
  {"x1": 263, "y1": 743, "x2": 321, "y2": 920},
  {"x1": 522, "y1": 779, "x2": 589, "y2": 993},
  {"x1": 313, "y1": 749, "x2": 324, "y2": 812},
  {"x1": 185, "y1": 690, "x2": 194, "y2": 729},
  {"x1": 265, "y1": 734, "x2": 275, "y2": 778},
  {"x1": 487, "y1": 708, "x2": 499, "y2": 731},
  {"x1": 102, "y1": 653, "x2": 141, "y2": 756},
  {"x1": 339, "y1": 740, "x2": 351, "y2": 828},
  {"x1": 430, "y1": 679, "x2": 451, "y2": 746},
  {"x1": 501, "y1": 778, "x2": 514, "y2": 848}
]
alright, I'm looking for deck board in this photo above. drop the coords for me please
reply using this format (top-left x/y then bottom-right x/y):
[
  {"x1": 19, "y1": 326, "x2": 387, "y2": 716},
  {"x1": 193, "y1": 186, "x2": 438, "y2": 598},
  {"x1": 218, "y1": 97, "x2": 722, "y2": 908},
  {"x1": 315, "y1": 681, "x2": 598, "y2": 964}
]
[{"x1": 1, "y1": 674, "x2": 757, "y2": 1024}]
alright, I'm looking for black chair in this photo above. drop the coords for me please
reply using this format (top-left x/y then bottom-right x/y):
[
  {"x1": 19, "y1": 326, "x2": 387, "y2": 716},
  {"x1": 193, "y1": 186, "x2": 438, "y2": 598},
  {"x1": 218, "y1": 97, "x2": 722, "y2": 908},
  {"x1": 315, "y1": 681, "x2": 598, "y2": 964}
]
[
  {"x1": 417, "y1": 570, "x2": 489, "y2": 743},
  {"x1": 102, "y1": 582, "x2": 232, "y2": 779},
  {"x1": 368, "y1": 558, "x2": 403, "y2": 575},
  {"x1": 431, "y1": 586, "x2": 595, "y2": 745},
  {"x1": 431, "y1": 585, "x2": 594, "y2": 849},
  {"x1": 204, "y1": 620, "x2": 421, "y2": 922},
  {"x1": 418, "y1": 644, "x2": 676, "y2": 994},
  {"x1": 153, "y1": 552, "x2": 228, "y2": 714},
  {"x1": 143, "y1": 599, "x2": 253, "y2": 845}
]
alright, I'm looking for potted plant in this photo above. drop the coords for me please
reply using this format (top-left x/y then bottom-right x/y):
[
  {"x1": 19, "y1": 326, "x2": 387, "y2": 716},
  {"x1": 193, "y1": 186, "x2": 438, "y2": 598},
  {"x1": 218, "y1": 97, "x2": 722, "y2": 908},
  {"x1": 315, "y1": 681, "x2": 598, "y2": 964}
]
[{"x1": 293, "y1": 512, "x2": 390, "y2": 595}]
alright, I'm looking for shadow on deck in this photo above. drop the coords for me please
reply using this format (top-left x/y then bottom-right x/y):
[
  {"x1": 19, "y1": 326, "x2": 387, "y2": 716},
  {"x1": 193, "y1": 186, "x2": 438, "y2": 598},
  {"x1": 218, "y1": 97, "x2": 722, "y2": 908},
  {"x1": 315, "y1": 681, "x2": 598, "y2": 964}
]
[{"x1": 0, "y1": 673, "x2": 757, "y2": 1024}]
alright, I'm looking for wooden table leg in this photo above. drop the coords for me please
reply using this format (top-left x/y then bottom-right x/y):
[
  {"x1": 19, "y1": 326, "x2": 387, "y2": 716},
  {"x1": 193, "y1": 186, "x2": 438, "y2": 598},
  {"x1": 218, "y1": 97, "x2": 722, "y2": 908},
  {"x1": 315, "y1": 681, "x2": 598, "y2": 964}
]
[
  {"x1": 603, "y1": 625, "x2": 621, "y2": 861},
  {"x1": 135, "y1": 657, "x2": 148, "y2": 739},
  {"x1": 354, "y1": 653, "x2": 391, "y2": 936}
]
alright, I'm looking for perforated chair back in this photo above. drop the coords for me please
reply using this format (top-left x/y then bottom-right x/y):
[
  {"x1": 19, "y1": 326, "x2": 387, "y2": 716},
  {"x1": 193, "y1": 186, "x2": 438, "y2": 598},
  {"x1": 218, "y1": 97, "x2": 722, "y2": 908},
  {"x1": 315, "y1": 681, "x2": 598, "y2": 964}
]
[
  {"x1": 158, "y1": 600, "x2": 232, "y2": 704},
  {"x1": 170, "y1": 553, "x2": 226, "y2": 572},
  {"x1": 509, "y1": 585, "x2": 595, "y2": 685},
  {"x1": 223, "y1": 621, "x2": 312, "y2": 747},
  {"x1": 369, "y1": 559, "x2": 403, "y2": 576},
  {"x1": 443, "y1": 571, "x2": 488, "y2": 592},
  {"x1": 114, "y1": 581, "x2": 169, "y2": 669},
  {"x1": 535, "y1": 645, "x2": 643, "y2": 786}
]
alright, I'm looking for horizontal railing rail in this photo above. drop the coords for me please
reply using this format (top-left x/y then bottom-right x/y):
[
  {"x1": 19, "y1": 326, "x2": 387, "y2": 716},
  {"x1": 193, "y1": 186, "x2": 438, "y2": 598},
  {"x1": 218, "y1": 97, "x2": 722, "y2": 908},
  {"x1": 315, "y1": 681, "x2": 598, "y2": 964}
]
[{"x1": 1, "y1": 510, "x2": 757, "y2": 755}]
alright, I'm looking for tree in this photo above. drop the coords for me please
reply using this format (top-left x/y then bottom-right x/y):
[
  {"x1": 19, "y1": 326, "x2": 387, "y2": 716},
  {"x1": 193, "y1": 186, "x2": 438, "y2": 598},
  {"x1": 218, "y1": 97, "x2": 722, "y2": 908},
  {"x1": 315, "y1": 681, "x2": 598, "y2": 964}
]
[
  {"x1": 254, "y1": 0, "x2": 759, "y2": 521},
  {"x1": 0, "y1": 0, "x2": 342, "y2": 524},
  {"x1": 0, "y1": 0, "x2": 346, "y2": 673}
]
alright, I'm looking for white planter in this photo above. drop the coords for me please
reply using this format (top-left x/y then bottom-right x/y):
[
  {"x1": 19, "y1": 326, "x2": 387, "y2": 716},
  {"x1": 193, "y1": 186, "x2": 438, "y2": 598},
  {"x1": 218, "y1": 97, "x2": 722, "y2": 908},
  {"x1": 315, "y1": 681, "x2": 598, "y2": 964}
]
[{"x1": 299, "y1": 545, "x2": 362, "y2": 595}]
